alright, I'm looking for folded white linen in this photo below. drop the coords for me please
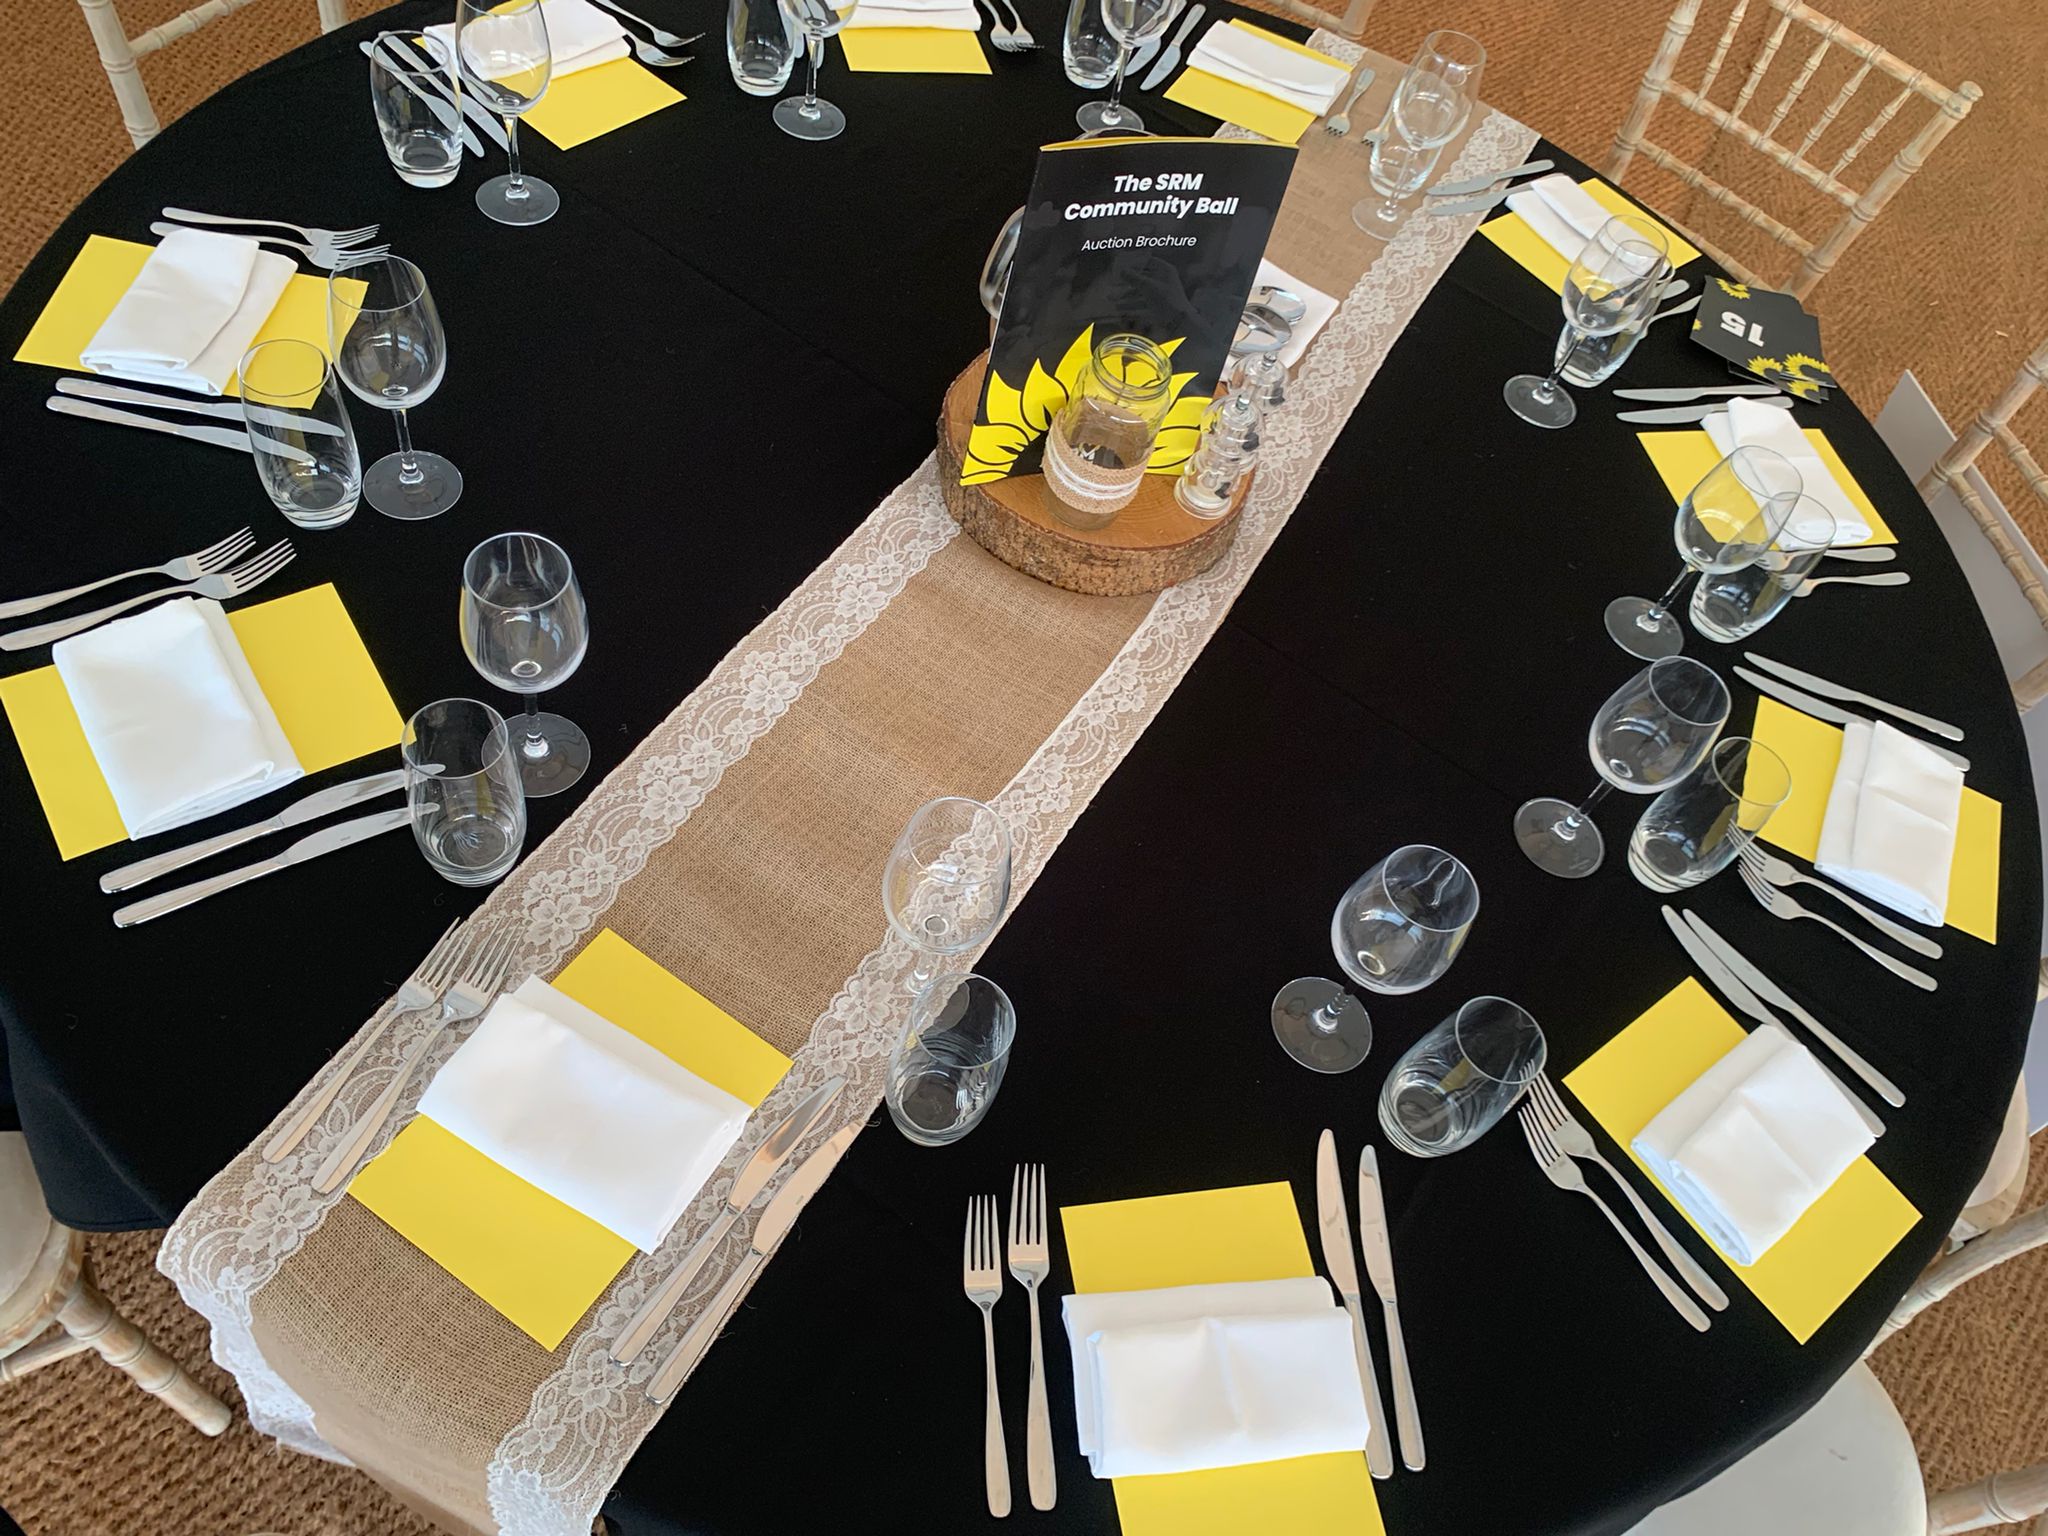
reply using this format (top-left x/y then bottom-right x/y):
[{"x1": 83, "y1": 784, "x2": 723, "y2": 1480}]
[
  {"x1": 78, "y1": 229, "x2": 294, "y2": 397},
  {"x1": 1634, "y1": 1021, "x2": 1874, "y2": 1265},
  {"x1": 1704, "y1": 396, "x2": 1871, "y2": 548},
  {"x1": 1503, "y1": 172, "x2": 1614, "y2": 262},
  {"x1": 1185, "y1": 23, "x2": 1349, "y2": 115},
  {"x1": 53, "y1": 597, "x2": 302, "y2": 840},
  {"x1": 1815, "y1": 718, "x2": 1964, "y2": 926},
  {"x1": 431, "y1": 0, "x2": 629, "y2": 82},
  {"x1": 842, "y1": 3, "x2": 980, "y2": 26},
  {"x1": 1252, "y1": 257, "x2": 1337, "y2": 369},
  {"x1": 415, "y1": 976, "x2": 751, "y2": 1251}
]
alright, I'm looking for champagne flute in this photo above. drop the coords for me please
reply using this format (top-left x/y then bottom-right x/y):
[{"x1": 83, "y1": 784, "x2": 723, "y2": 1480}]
[
  {"x1": 1075, "y1": 0, "x2": 1176, "y2": 134},
  {"x1": 1387, "y1": 29, "x2": 1485, "y2": 149},
  {"x1": 326, "y1": 256, "x2": 461, "y2": 520},
  {"x1": 776, "y1": 0, "x2": 851, "y2": 141},
  {"x1": 1504, "y1": 217, "x2": 1669, "y2": 430},
  {"x1": 456, "y1": 0, "x2": 558, "y2": 227},
  {"x1": 460, "y1": 532, "x2": 592, "y2": 797}
]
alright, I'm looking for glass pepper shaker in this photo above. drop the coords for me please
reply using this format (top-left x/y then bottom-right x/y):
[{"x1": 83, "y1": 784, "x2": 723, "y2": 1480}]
[{"x1": 1175, "y1": 391, "x2": 1261, "y2": 519}]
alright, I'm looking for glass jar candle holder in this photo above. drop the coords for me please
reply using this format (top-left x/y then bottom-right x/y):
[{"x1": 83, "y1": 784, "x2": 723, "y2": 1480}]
[{"x1": 1043, "y1": 332, "x2": 1174, "y2": 531}]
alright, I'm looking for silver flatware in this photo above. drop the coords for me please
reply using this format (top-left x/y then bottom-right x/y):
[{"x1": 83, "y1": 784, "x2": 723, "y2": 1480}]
[
  {"x1": 1356, "y1": 1145, "x2": 1422, "y2": 1471},
  {"x1": 994, "y1": 0, "x2": 1036, "y2": 50},
  {"x1": 0, "y1": 539, "x2": 295, "y2": 652},
  {"x1": 610, "y1": 1075, "x2": 847, "y2": 1363},
  {"x1": 1822, "y1": 546, "x2": 1896, "y2": 564},
  {"x1": 1008, "y1": 1163, "x2": 1055, "y2": 1510},
  {"x1": 1790, "y1": 572, "x2": 1913, "y2": 598},
  {"x1": 1682, "y1": 910, "x2": 1908, "y2": 1110},
  {"x1": 111, "y1": 806, "x2": 410, "y2": 927},
  {"x1": 55, "y1": 377, "x2": 345, "y2": 437},
  {"x1": 1742, "y1": 652, "x2": 1962, "y2": 742},
  {"x1": 1616, "y1": 397, "x2": 1797, "y2": 425},
  {"x1": 46, "y1": 396, "x2": 261, "y2": 458},
  {"x1": 1138, "y1": 3, "x2": 1202, "y2": 90},
  {"x1": 356, "y1": 39, "x2": 483, "y2": 153},
  {"x1": 1732, "y1": 667, "x2": 1969, "y2": 773},
  {"x1": 1519, "y1": 1108, "x2": 1709, "y2": 1331},
  {"x1": 1318, "y1": 1128, "x2": 1392, "y2": 1478},
  {"x1": 1648, "y1": 294, "x2": 1702, "y2": 328},
  {"x1": 644, "y1": 1122, "x2": 860, "y2": 1405},
  {"x1": 1735, "y1": 842, "x2": 1942, "y2": 960},
  {"x1": 1425, "y1": 157, "x2": 1555, "y2": 198},
  {"x1": 158, "y1": 207, "x2": 379, "y2": 268},
  {"x1": 1738, "y1": 863, "x2": 1939, "y2": 991},
  {"x1": 1126, "y1": 0, "x2": 1180, "y2": 75},
  {"x1": 976, "y1": 0, "x2": 1018, "y2": 49},
  {"x1": 965, "y1": 1192, "x2": 1012, "y2": 1516},
  {"x1": 1662, "y1": 907, "x2": 1886, "y2": 1133},
  {"x1": 0, "y1": 528, "x2": 253, "y2": 622},
  {"x1": 1321, "y1": 63, "x2": 1376, "y2": 137},
  {"x1": 100, "y1": 769, "x2": 409, "y2": 893},
  {"x1": 1424, "y1": 184, "x2": 1519, "y2": 217},
  {"x1": 1613, "y1": 384, "x2": 1788, "y2": 402},
  {"x1": 385, "y1": 33, "x2": 509, "y2": 149},
  {"x1": 151, "y1": 220, "x2": 390, "y2": 272},
  {"x1": 587, "y1": 0, "x2": 698, "y2": 49},
  {"x1": 1248, "y1": 283, "x2": 1307, "y2": 325},
  {"x1": 625, "y1": 38, "x2": 694, "y2": 66}
]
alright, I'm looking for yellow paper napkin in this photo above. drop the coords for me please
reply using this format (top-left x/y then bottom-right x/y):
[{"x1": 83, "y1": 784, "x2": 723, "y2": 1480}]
[
  {"x1": 14, "y1": 236, "x2": 361, "y2": 397},
  {"x1": 1163, "y1": 23, "x2": 1348, "y2": 146},
  {"x1": 1565, "y1": 978, "x2": 1920, "y2": 1343},
  {"x1": 1061, "y1": 1182, "x2": 1383, "y2": 1536},
  {"x1": 1478, "y1": 179, "x2": 1701, "y2": 293},
  {"x1": 1636, "y1": 428, "x2": 1897, "y2": 547},
  {"x1": 349, "y1": 928, "x2": 791, "y2": 1349},
  {"x1": 0, "y1": 584, "x2": 400, "y2": 860},
  {"x1": 523, "y1": 56, "x2": 684, "y2": 150},
  {"x1": 840, "y1": 28, "x2": 990, "y2": 72},
  {"x1": 1749, "y1": 696, "x2": 2000, "y2": 942}
]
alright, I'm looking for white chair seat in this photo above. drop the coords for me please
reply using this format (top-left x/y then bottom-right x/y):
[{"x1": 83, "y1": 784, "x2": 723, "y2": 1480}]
[
  {"x1": 1629, "y1": 1363, "x2": 1926, "y2": 1536},
  {"x1": 0, "y1": 1132, "x2": 56, "y2": 1305}
]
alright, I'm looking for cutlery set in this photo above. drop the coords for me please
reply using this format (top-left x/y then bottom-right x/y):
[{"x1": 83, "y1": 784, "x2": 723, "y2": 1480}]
[
  {"x1": 951, "y1": 1166, "x2": 1058, "y2": 1515},
  {"x1": 1615, "y1": 396, "x2": 1796, "y2": 425},
  {"x1": 1317, "y1": 1129, "x2": 1420, "y2": 1477},
  {"x1": 158, "y1": 207, "x2": 385, "y2": 272},
  {"x1": 0, "y1": 531, "x2": 295, "y2": 652}
]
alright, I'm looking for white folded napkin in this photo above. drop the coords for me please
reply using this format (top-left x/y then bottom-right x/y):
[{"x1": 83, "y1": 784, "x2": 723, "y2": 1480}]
[
  {"x1": 1185, "y1": 23, "x2": 1349, "y2": 115},
  {"x1": 53, "y1": 597, "x2": 302, "y2": 840},
  {"x1": 1062, "y1": 1277, "x2": 1368, "y2": 1478},
  {"x1": 416, "y1": 976, "x2": 751, "y2": 1251},
  {"x1": 1634, "y1": 1022, "x2": 1873, "y2": 1265},
  {"x1": 1503, "y1": 172, "x2": 1613, "y2": 262},
  {"x1": 79, "y1": 229, "x2": 293, "y2": 397},
  {"x1": 1815, "y1": 718, "x2": 1964, "y2": 926},
  {"x1": 1252, "y1": 258, "x2": 1337, "y2": 369},
  {"x1": 1704, "y1": 397, "x2": 1871, "y2": 548},
  {"x1": 431, "y1": 0, "x2": 629, "y2": 82},
  {"x1": 842, "y1": 4, "x2": 981, "y2": 26}
]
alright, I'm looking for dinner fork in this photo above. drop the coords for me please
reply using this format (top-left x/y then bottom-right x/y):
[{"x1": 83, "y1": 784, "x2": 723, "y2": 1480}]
[
  {"x1": 158, "y1": 209, "x2": 381, "y2": 267},
  {"x1": 1736, "y1": 864, "x2": 1938, "y2": 990},
  {"x1": 312, "y1": 928, "x2": 521, "y2": 1194},
  {"x1": 1007, "y1": 1164, "x2": 1054, "y2": 1511},
  {"x1": 1524, "y1": 1073, "x2": 1728, "y2": 1311},
  {"x1": 0, "y1": 528, "x2": 253, "y2": 621},
  {"x1": 624, "y1": 37, "x2": 696, "y2": 67},
  {"x1": 587, "y1": 0, "x2": 699, "y2": 48},
  {"x1": 976, "y1": 0, "x2": 1018, "y2": 50},
  {"x1": 0, "y1": 540, "x2": 295, "y2": 651},
  {"x1": 965, "y1": 1194, "x2": 1011, "y2": 1518},
  {"x1": 261, "y1": 921, "x2": 468, "y2": 1164},
  {"x1": 1322, "y1": 67, "x2": 1375, "y2": 136},
  {"x1": 994, "y1": 0, "x2": 1035, "y2": 49},
  {"x1": 1518, "y1": 1109, "x2": 1710, "y2": 1332},
  {"x1": 149, "y1": 220, "x2": 390, "y2": 272},
  {"x1": 1736, "y1": 843, "x2": 1943, "y2": 960}
]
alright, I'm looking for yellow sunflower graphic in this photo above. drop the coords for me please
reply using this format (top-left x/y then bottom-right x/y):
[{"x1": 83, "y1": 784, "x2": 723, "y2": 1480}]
[{"x1": 1715, "y1": 278, "x2": 1751, "y2": 299}]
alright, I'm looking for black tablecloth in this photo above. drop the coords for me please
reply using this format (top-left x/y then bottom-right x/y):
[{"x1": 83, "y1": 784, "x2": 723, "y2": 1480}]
[{"x1": 0, "y1": 8, "x2": 2037, "y2": 1536}]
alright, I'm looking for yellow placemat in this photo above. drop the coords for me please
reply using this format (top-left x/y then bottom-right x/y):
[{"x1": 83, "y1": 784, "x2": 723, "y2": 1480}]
[
  {"x1": 13, "y1": 236, "x2": 362, "y2": 397},
  {"x1": 1636, "y1": 428, "x2": 1897, "y2": 547},
  {"x1": 1163, "y1": 23, "x2": 1349, "y2": 146},
  {"x1": 1565, "y1": 978, "x2": 1921, "y2": 1344},
  {"x1": 523, "y1": 57, "x2": 683, "y2": 149},
  {"x1": 1060, "y1": 1182, "x2": 1383, "y2": 1536},
  {"x1": 0, "y1": 584, "x2": 401, "y2": 860},
  {"x1": 1749, "y1": 696, "x2": 2000, "y2": 943},
  {"x1": 840, "y1": 28, "x2": 990, "y2": 72},
  {"x1": 349, "y1": 928, "x2": 792, "y2": 1350},
  {"x1": 1478, "y1": 179, "x2": 1702, "y2": 292}
]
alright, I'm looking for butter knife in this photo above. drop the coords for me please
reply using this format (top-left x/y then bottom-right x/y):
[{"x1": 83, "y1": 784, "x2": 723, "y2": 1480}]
[
  {"x1": 1733, "y1": 667, "x2": 1971, "y2": 773},
  {"x1": 355, "y1": 37, "x2": 483, "y2": 155},
  {"x1": 1137, "y1": 3, "x2": 1202, "y2": 92},
  {"x1": 1425, "y1": 158, "x2": 1555, "y2": 198},
  {"x1": 1741, "y1": 651, "x2": 1964, "y2": 742},
  {"x1": 1356, "y1": 1146, "x2": 1421, "y2": 1471},
  {"x1": 1612, "y1": 384, "x2": 1787, "y2": 402},
  {"x1": 1616, "y1": 398, "x2": 1797, "y2": 425},
  {"x1": 99, "y1": 769, "x2": 409, "y2": 892},
  {"x1": 612, "y1": 1076, "x2": 847, "y2": 1364},
  {"x1": 55, "y1": 377, "x2": 345, "y2": 438},
  {"x1": 1318, "y1": 1128, "x2": 1392, "y2": 1478},
  {"x1": 646, "y1": 1120, "x2": 860, "y2": 1403},
  {"x1": 112, "y1": 807, "x2": 412, "y2": 927}
]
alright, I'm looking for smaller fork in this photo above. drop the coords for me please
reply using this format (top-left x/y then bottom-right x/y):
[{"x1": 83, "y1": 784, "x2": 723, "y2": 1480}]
[
  {"x1": 1008, "y1": 1164, "x2": 1054, "y2": 1511},
  {"x1": 1322, "y1": 67, "x2": 1374, "y2": 136},
  {"x1": 586, "y1": 0, "x2": 699, "y2": 48},
  {"x1": 965, "y1": 1193, "x2": 1011, "y2": 1518},
  {"x1": 1736, "y1": 842, "x2": 1942, "y2": 960},
  {"x1": 1736, "y1": 863, "x2": 1938, "y2": 991},
  {"x1": 160, "y1": 207, "x2": 379, "y2": 266},
  {"x1": 977, "y1": 0, "x2": 1018, "y2": 50},
  {"x1": 995, "y1": 0, "x2": 1036, "y2": 49},
  {"x1": 0, "y1": 528, "x2": 253, "y2": 621},
  {"x1": 0, "y1": 540, "x2": 295, "y2": 651},
  {"x1": 149, "y1": 220, "x2": 389, "y2": 272},
  {"x1": 312, "y1": 928, "x2": 522, "y2": 1194}
]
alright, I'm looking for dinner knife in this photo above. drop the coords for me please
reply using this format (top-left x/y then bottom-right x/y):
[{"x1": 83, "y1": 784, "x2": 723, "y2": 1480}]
[
  {"x1": 1317, "y1": 1128, "x2": 1392, "y2": 1478},
  {"x1": 1733, "y1": 667, "x2": 1971, "y2": 773},
  {"x1": 354, "y1": 38, "x2": 484, "y2": 155},
  {"x1": 1356, "y1": 1146, "x2": 1422, "y2": 1472},
  {"x1": 111, "y1": 807, "x2": 413, "y2": 927},
  {"x1": 99, "y1": 769, "x2": 409, "y2": 893},
  {"x1": 386, "y1": 33, "x2": 510, "y2": 150},
  {"x1": 1424, "y1": 157, "x2": 1555, "y2": 198},
  {"x1": 1659, "y1": 906, "x2": 1885, "y2": 1137},
  {"x1": 1740, "y1": 651, "x2": 1965, "y2": 742},
  {"x1": 1612, "y1": 384, "x2": 1788, "y2": 402},
  {"x1": 56, "y1": 377, "x2": 346, "y2": 438},
  {"x1": 1423, "y1": 185, "x2": 1519, "y2": 217},
  {"x1": 1137, "y1": 3, "x2": 1202, "y2": 92},
  {"x1": 611, "y1": 1075, "x2": 847, "y2": 1364},
  {"x1": 645, "y1": 1120, "x2": 861, "y2": 1404},
  {"x1": 1683, "y1": 911, "x2": 1908, "y2": 1109},
  {"x1": 1616, "y1": 398, "x2": 1797, "y2": 425},
  {"x1": 46, "y1": 396, "x2": 267, "y2": 457},
  {"x1": 1125, "y1": 0, "x2": 1180, "y2": 76}
]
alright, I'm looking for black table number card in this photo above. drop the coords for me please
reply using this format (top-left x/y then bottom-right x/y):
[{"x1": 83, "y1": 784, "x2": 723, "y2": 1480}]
[{"x1": 1690, "y1": 276, "x2": 1833, "y2": 401}]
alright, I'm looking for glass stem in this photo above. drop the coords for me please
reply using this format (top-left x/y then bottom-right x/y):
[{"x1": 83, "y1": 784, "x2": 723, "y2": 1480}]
[
  {"x1": 1103, "y1": 42, "x2": 1129, "y2": 121},
  {"x1": 1645, "y1": 566, "x2": 1692, "y2": 625},
  {"x1": 803, "y1": 34, "x2": 822, "y2": 110},
  {"x1": 1311, "y1": 993, "x2": 1352, "y2": 1034},
  {"x1": 504, "y1": 116, "x2": 526, "y2": 197},
  {"x1": 391, "y1": 407, "x2": 424, "y2": 486},
  {"x1": 520, "y1": 692, "x2": 549, "y2": 762},
  {"x1": 909, "y1": 954, "x2": 936, "y2": 992},
  {"x1": 1552, "y1": 780, "x2": 1614, "y2": 841},
  {"x1": 1531, "y1": 340, "x2": 1574, "y2": 404}
]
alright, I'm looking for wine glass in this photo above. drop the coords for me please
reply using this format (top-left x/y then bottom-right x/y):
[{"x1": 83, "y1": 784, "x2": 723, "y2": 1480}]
[
  {"x1": 1387, "y1": 30, "x2": 1485, "y2": 149},
  {"x1": 1076, "y1": 0, "x2": 1176, "y2": 134},
  {"x1": 776, "y1": 0, "x2": 851, "y2": 140},
  {"x1": 460, "y1": 532, "x2": 591, "y2": 797},
  {"x1": 455, "y1": 0, "x2": 557, "y2": 227},
  {"x1": 1606, "y1": 446, "x2": 1803, "y2": 658},
  {"x1": 1514, "y1": 657, "x2": 1731, "y2": 879},
  {"x1": 326, "y1": 256, "x2": 461, "y2": 520},
  {"x1": 1504, "y1": 217, "x2": 1669, "y2": 430},
  {"x1": 1351, "y1": 133, "x2": 1442, "y2": 240},
  {"x1": 882, "y1": 798, "x2": 1012, "y2": 991}
]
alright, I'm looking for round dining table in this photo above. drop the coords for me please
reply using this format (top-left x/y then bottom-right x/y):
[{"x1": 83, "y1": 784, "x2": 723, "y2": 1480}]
[{"x1": 0, "y1": 4, "x2": 2036, "y2": 1534}]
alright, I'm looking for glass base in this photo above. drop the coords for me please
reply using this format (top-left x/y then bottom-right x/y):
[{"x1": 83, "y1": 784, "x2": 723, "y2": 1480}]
[
  {"x1": 363, "y1": 451, "x2": 461, "y2": 520},
  {"x1": 1077, "y1": 99, "x2": 1144, "y2": 134},
  {"x1": 1351, "y1": 196, "x2": 1404, "y2": 240},
  {"x1": 1271, "y1": 977, "x2": 1372, "y2": 1074},
  {"x1": 1504, "y1": 374, "x2": 1576, "y2": 429},
  {"x1": 1514, "y1": 797, "x2": 1606, "y2": 879},
  {"x1": 477, "y1": 174, "x2": 559, "y2": 226},
  {"x1": 775, "y1": 95, "x2": 845, "y2": 140},
  {"x1": 1604, "y1": 595, "x2": 1685, "y2": 659},
  {"x1": 510, "y1": 710, "x2": 590, "y2": 797}
]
